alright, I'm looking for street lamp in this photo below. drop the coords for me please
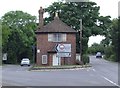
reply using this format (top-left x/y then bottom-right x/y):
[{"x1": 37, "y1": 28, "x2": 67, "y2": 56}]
[{"x1": 79, "y1": 19, "x2": 83, "y2": 62}]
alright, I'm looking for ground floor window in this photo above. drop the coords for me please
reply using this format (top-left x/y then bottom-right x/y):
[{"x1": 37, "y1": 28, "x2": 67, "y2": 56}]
[{"x1": 42, "y1": 55, "x2": 47, "y2": 64}]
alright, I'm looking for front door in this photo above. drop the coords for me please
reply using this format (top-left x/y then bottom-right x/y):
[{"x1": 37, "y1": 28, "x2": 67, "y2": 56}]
[{"x1": 53, "y1": 54, "x2": 61, "y2": 66}]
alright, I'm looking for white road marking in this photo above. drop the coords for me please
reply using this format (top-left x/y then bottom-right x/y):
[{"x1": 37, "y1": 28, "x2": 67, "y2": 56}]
[
  {"x1": 102, "y1": 76, "x2": 120, "y2": 87},
  {"x1": 91, "y1": 68, "x2": 119, "y2": 87},
  {"x1": 87, "y1": 70, "x2": 89, "y2": 71},
  {"x1": 92, "y1": 68, "x2": 96, "y2": 72}
]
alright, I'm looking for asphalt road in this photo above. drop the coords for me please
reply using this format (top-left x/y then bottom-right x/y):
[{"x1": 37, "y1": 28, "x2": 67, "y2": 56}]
[{"x1": 1, "y1": 56, "x2": 119, "y2": 87}]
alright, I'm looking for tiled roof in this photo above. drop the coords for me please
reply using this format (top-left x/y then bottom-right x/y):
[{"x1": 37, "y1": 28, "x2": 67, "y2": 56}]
[{"x1": 35, "y1": 17, "x2": 77, "y2": 33}]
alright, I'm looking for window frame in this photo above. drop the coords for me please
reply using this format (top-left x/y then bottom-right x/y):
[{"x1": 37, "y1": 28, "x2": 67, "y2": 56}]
[
  {"x1": 42, "y1": 55, "x2": 47, "y2": 64},
  {"x1": 48, "y1": 33, "x2": 66, "y2": 42}
]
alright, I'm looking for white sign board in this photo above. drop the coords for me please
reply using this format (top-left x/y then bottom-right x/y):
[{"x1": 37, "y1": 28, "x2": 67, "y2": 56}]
[
  {"x1": 56, "y1": 44, "x2": 71, "y2": 52},
  {"x1": 57, "y1": 52, "x2": 71, "y2": 57},
  {"x1": 3, "y1": 53, "x2": 7, "y2": 60}
]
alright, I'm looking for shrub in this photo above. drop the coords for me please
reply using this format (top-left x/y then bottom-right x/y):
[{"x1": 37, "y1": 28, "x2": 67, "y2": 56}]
[
  {"x1": 104, "y1": 46, "x2": 113, "y2": 60},
  {"x1": 109, "y1": 54, "x2": 116, "y2": 62},
  {"x1": 82, "y1": 54, "x2": 90, "y2": 65}
]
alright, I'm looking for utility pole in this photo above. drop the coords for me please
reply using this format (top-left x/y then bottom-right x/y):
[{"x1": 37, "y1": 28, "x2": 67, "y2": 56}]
[
  {"x1": 32, "y1": 45, "x2": 35, "y2": 64},
  {"x1": 80, "y1": 19, "x2": 82, "y2": 62}
]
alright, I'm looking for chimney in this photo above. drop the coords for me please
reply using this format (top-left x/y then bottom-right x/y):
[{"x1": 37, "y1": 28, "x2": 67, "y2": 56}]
[
  {"x1": 54, "y1": 12, "x2": 59, "y2": 19},
  {"x1": 38, "y1": 7, "x2": 44, "y2": 28}
]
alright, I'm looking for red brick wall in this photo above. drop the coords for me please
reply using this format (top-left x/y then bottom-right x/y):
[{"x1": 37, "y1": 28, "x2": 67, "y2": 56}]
[{"x1": 36, "y1": 33, "x2": 76, "y2": 66}]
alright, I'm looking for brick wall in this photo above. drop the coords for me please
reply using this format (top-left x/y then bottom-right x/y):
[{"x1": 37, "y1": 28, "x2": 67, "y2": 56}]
[{"x1": 36, "y1": 33, "x2": 76, "y2": 66}]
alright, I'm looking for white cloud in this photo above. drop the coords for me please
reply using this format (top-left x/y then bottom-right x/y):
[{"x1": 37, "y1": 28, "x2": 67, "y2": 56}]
[
  {"x1": 88, "y1": 35, "x2": 105, "y2": 47},
  {"x1": 92, "y1": 0, "x2": 119, "y2": 19},
  {"x1": 0, "y1": 0, "x2": 57, "y2": 18},
  {"x1": 0, "y1": 0, "x2": 119, "y2": 18}
]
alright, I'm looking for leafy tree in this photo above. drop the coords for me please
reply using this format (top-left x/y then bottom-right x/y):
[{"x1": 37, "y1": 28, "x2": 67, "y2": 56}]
[
  {"x1": 118, "y1": 17, "x2": 120, "y2": 62},
  {"x1": 0, "y1": 20, "x2": 2, "y2": 64},
  {"x1": 87, "y1": 43, "x2": 105, "y2": 54},
  {"x1": 2, "y1": 24, "x2": 11, "y2": 52},
  {"x1": 110, "y1": 18, "x2": 119, "y2": 62},
  {"x1": 2, "y1": 11, "x2": 37, "y2": 64},
  {"x1": 44, "y1": 2, "x2": 111, "y2": 60},
  {"x1": 101, "y1": 18, "x2": 119, "y2": 62}
]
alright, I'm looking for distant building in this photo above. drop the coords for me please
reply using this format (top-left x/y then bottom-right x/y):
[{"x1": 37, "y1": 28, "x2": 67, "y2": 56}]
[{"x1": 35, "y1": 7, "x2": 77, "y2": 66}]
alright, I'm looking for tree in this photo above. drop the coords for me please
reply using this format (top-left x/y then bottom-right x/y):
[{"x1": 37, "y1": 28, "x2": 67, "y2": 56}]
[
  {"x1": 44, "y1": 2, "x2": 111, "y2": 58},
  {"x1": 87, "y1": 43, "x2": 105, "y2": 54},
  {"x1": 101, "y1": 18, "x2": 119, "y2": 62},
  {"x1": 110, "y1": 18, "x2": 119, "y2": 62},
  {"x1": 2, "y1": 11, "x2": 37, "y2": 64},
  {"x1": 118, "y1": 17, "x2": 120, "y2": 62},
  {"x1": 2, "y1": 24, "x2": 11, "y2": 52}
]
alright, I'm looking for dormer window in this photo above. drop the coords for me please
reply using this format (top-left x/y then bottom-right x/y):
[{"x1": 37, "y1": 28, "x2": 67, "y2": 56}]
[{"x1": 48, "y1": 33, "x2": 66, "y2": 42}]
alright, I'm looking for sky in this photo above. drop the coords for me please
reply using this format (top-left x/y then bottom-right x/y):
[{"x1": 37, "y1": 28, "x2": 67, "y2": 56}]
[{"x1": 0, "y1": 0, "x2": 119, "y2": 46}]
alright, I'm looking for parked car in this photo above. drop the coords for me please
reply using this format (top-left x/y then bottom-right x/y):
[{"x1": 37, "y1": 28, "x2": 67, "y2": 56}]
[
  {"x1": 96, "y1": 52, "x2": 102, "y2": 58},
  {"x1": 21, "y1": 58, "x2": 30, "y2": 66}
]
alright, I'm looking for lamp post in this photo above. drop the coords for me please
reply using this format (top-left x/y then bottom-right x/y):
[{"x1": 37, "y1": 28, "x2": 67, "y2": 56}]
[{"x1": 80, "y1": 19, "x2": 83, "y2": 62}]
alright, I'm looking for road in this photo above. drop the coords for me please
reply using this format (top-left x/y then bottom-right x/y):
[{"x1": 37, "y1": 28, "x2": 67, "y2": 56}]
[{"x1": 1, "y1": 56, "x2": 119, "y2": 87}]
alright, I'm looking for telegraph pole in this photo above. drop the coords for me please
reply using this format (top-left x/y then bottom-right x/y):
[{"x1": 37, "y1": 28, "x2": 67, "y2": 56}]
[{"x1": 80, "y1": 19, "x2": 82, "y2": 62}]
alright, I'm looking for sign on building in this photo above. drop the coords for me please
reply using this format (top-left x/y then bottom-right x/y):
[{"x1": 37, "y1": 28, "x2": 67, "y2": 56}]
[
  {"x1": 57, "y1": 52, "x2": 71, "y2": 57},
  {"x1": 56, "y1": 44, "x2": 71, "y2": 57},
  {"x1": 56, "y1": 44, "x2": 71, "y2": 52}
]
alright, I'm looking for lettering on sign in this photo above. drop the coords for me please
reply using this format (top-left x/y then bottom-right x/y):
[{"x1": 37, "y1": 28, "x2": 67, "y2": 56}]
[{"x1": 57, "y1": 52, "x2": 71, "y2": 57}]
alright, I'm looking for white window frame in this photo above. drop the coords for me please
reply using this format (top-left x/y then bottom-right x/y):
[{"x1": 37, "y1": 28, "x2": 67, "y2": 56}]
[
  {"x1": 48, "y1": 33, "x2": 66, "y2": 42},
  {"x1": 48, "y1": 34, "x2": 53, "y2": 41},
  {"x1": 62, "y1": 34, "x2": 66, "y2": 41},
  {"x1": 42, "y1": 55, "x2": 47, "y2": 64}
]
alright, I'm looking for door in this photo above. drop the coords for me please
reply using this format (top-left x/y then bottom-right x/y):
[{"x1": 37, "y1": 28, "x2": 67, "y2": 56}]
[{"x1": 53, "y1": 54, "x2": 61, "y2": 66}]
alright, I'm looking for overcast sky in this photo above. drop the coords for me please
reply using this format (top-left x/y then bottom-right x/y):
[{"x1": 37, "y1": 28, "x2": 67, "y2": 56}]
[{"x1": 0, "y1": 0, "x2": 119, "y2": 46}]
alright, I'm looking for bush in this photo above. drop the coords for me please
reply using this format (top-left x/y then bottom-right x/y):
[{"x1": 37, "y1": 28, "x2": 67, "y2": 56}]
[
  {"x1": 104, "y1": 46, "x2": 113, "y2": 58},
  {"x1": 109, "y1": 54, "x2": 116, "y2": 62},
  {"x1": 82, "y1": 54, "x2": 90, "y2": 65}
]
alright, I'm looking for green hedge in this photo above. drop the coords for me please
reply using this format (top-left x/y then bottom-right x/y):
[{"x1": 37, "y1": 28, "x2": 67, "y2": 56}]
[{"x1": 82, "y1": 54, "x2": 90, "y2": 65}]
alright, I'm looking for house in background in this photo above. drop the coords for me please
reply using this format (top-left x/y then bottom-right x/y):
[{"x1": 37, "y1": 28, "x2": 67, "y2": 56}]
[{"x1": 35, "y1": 7, "x2": 77, "y2": 66}]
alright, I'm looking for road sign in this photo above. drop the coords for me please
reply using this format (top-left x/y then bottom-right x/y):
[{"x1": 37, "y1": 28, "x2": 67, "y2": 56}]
[
  {"x1": 57, "y1": 52, "x2": 71, "y2": 57},
  {"x1": 56, "y1": 44, "x2": 71, "y2": 52},
  {"x1": 3, "y1": 53, "x2": 7, "y2": 60}
]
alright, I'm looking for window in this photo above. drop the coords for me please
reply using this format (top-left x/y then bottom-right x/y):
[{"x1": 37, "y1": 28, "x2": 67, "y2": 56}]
[
  {"x1": 48, "y1": 33, "x2": 66, "y2": 42},
  {"x1": 42, "y1": 55, "x2": 47, "y2": 64}
]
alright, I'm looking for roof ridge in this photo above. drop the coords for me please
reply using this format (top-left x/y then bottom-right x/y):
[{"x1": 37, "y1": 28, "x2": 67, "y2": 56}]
[{"x1": 35, "y1": 17, "x2": 77, "y2": 33}]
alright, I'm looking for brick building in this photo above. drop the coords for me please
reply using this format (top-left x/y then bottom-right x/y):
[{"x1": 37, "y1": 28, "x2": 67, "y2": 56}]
[{"x1": 35, "y1": 7, "x2": 77, "y2": 66}]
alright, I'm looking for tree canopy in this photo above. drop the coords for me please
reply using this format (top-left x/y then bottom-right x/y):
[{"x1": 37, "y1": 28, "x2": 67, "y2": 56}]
[
  {"x1": 2, "y1": 11, "x2": 37, "y2": 63},
  {"x1": 44, "y1": 2, "x2": 112, "y2": 54}
]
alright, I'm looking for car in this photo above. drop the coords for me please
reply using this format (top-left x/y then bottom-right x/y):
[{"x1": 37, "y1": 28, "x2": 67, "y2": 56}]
[
  {"x1": 21, "y1": 58, "x2": 30, "y2": 66},
  {"x1": 96, "y1": 52, "x2": 102, "y2": 58}
]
